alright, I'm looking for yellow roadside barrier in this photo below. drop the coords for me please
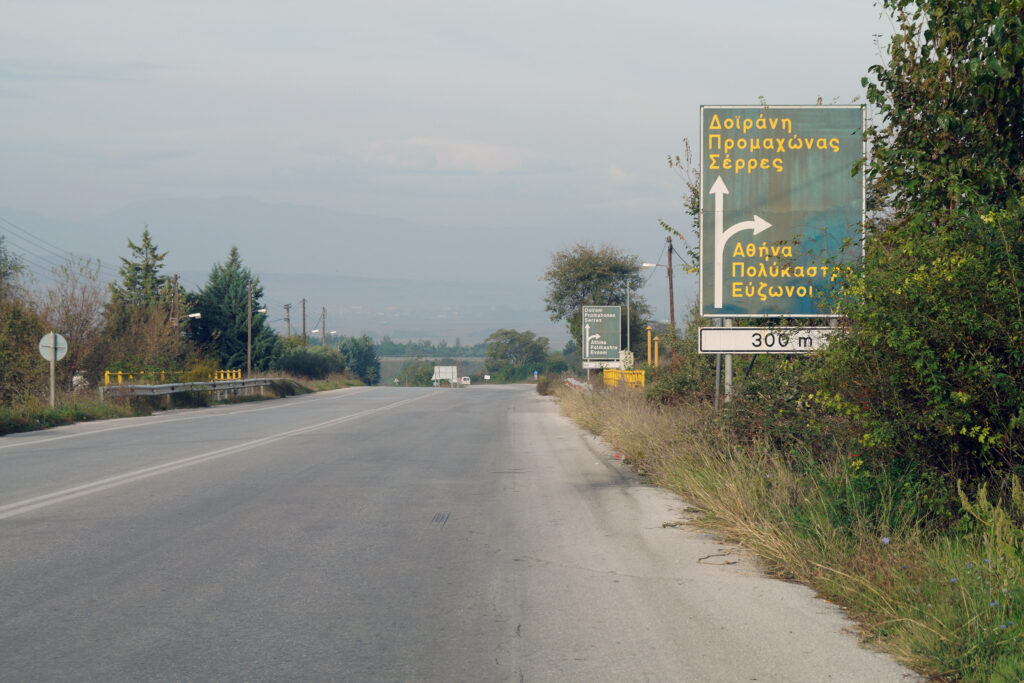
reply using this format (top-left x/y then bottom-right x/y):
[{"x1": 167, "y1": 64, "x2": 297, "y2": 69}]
[{"x1": 603, "y1": 368, "x2": 645, "y2": 389}]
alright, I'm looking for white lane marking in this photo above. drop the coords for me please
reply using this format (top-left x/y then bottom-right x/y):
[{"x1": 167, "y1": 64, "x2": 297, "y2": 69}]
[
  {"x1": 0, "y1": 387, "x2": 375, "y2": 452},
  {"x1": 0, "y1": 391, "x2": 437, "y2": 520}
]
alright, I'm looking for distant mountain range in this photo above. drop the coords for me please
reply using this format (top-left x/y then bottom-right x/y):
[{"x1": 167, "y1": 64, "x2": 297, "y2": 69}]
[{"x1": 0, "y1": 198, "x2": 572, "y2": 344}]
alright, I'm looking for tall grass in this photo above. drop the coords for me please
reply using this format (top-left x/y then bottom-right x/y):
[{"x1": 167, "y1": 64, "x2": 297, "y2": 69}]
[
  {"x1": 0, "y1": 394, "x2": 142, "y2": 435},
  {"x1": 557, "y1": 385, "x2": 1024, "y2": 681}
]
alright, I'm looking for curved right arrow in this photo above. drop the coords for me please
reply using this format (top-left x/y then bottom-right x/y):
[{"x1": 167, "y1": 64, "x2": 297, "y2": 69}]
[{"x1": 711, "y1": 176, "x2": 772, "y2": 309}]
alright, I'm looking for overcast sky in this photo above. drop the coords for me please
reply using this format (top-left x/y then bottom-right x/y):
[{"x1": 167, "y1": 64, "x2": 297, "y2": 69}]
[{"x1": 1, "y1": 1, "x2": 891, "y2": 327}]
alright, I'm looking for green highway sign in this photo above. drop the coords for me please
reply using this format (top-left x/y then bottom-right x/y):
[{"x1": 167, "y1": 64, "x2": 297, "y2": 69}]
[
  {"x1": 699, "y1": 105, "x2": 865, "y2": 317},
  {"x1": 581, "y1": 306, "x2": 621, "y2": 360}
]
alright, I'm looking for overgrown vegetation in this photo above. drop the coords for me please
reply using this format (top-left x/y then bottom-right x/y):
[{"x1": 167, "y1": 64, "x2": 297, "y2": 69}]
[
  {"x1": 799, "y1": 0, "x2": 1024, "y2": 486},
  {"x1": 559, "y1": 386, "x2": 1024, "y2": 680},
  {"x1": 552, "y1": 2, "x2": 1024, "y2": 679},
  {"x1": 0, "y1": 398, "x2": 142, "y2": 435}
]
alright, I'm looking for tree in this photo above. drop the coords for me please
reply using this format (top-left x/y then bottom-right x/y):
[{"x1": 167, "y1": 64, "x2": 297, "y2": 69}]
[
  {"x1": 338, "y1": 335, "x2": 380, "y2": 385},
  {"x1": 863, "y1": 1, "x2": 1024, "y2": 218},
  {"x1": 98, "y1": 230, "x2": 189, "y2": 372},
  {"x1": 396, "y1": 358, "x2": 435, "y2": 386},
  {"x1": 484, "y1": 329, "x2": 549, "y2": 379},
  {"x1": 40, "y1": 258, "x2": 107, "y2": 389},
  {"x1": 109, "y1": 228, "x2": 171, "y2": 307},
  {"x1": 542, "y1": 243, "x2": 651, "y2": 349},
  {"x1": 818, "y1": 0, "x2": 1024, "y2": 478},
  {"x1": 189, "y1": 247, "x2": 277, "y2": 371},
  {"x1": 0, "y1": 236, "x2": 25, "y2": 301},
  {"x1": 0, "y1": 238, "x2": 45, "y2": 403},
  {"x1": 663, "y1": 138, "x2": 702, "y2": 273},
  {"x1": 0, "y1": 298, "x2": 46, "y2": 404}
]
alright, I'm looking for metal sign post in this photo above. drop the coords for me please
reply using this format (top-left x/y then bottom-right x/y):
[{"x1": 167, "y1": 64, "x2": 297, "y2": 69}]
[{"x1": 38, "y1": 332, "x2": 68, "y2": 408}]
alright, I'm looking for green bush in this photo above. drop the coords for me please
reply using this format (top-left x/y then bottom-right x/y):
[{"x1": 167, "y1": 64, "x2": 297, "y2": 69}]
[
  {"x1": 815, "y1": 192, "x2": 1024, "y2": 483},
  {"x1": 644, "y1": 317, "x2": 716, "y2": 406},
  {"x1": 823, "y1": 0, "x2": 1024, "y2": 482},
  {"x1": 271, "y1": 346, "x2": 346, "y2": 379}
]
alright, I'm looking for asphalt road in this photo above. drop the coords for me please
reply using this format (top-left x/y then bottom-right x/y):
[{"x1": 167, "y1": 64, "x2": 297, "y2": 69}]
[{"x1": 0, "y1": 385, "x2": 920, "y2": 682}]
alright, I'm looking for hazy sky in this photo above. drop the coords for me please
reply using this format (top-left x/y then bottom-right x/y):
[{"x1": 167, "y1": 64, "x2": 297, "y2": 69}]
[{"x1": 1, "y1": 1, "x2": 891, "y2": 327}]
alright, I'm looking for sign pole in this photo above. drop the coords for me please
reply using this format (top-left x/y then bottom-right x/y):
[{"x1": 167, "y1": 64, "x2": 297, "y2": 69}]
[
  {"x1": 714, "y1": 319, "x2": 722, "y2": 410},
  {"x1": 626, "y1": 283, "x2": 631, "y2": 352},
  {"x1": 49, "y1": 331, "x2": 56, "y2": 408},
  {"x1": 723, "y1": 319, "x2": 733, "y2": 403}
]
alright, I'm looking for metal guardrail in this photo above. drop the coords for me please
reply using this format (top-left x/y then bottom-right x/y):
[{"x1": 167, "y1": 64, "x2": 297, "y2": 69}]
[
  {"x1": 99, "y1": 378, "x2": 278, "y2": 401},
  {"x1": 563, "y1": 377, "x2": 592, "y2": 391}
]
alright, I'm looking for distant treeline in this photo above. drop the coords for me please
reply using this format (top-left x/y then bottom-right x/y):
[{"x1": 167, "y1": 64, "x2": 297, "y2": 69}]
[{"x1": 375, "y1": 336, "x2": 488, "y2": 357}]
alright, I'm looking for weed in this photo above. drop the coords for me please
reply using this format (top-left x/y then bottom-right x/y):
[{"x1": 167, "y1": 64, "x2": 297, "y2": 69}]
[{"x1": 555, "y1": 386, "x2": 1024, "y2": 680}]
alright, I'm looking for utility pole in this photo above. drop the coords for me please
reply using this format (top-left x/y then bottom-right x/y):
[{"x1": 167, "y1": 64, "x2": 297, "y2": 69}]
[
  {"x1": 301, "y1": 298, "x2": 307, "y2": 345},
  {"x1": 283, "y1": 304, "x2": 291, "y2": 337},
  {"x1": 247, "y1": 282, "x2": 253, "y2": 376},
  {"x1": 666, "y1": 235, "x2": 675, "y2": 332},
  {"x1": 171, "y1": 274, "x2": 180, "y2": 325},
  {"x1": 321, "y1": 306, "x2": 326, "y2": 347}
]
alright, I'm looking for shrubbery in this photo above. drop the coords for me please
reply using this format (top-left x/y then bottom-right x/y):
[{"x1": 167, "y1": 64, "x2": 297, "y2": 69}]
[{"x1": 272, "y1": 346, "x2": 346, "y2": 379}]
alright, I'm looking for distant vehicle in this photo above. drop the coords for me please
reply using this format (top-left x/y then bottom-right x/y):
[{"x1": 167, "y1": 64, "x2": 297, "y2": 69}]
[{"x1": 460, "y1": 377, "x2": 471, "y2": 386}]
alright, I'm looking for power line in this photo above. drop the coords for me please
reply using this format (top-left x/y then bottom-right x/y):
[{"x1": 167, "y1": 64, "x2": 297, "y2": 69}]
[
  {"x1": 0, "y1": 214, "x2": 121, "y2": 281},
  {"x1": 643, "y1": 242, "x2": 668, "y2": 285}
]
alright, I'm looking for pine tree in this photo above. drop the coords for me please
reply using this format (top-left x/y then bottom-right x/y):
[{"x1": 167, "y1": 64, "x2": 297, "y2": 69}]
[
  {"x1": 109, "y1": 229, "x2": 171, "y2": 307},
  {"x1": 190, "y1": 247, "x2": 277, "y2": 370}
]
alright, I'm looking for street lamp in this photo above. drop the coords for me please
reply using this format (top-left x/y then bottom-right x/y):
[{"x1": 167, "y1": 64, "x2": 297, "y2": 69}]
[{"x1": 247, "y1": 282, "x2": 267, "y2": 377}]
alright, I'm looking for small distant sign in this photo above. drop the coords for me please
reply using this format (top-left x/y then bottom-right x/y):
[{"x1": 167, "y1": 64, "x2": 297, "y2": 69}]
[
  {"x1": 38, "y1": 332, "x2": 68, "y2": 361},
  {"x1": 582, "y1": 360, "x2": 623, "y2": 369},
  {"x1": 581, "y1": 306, "x2": 621, "y2": 360},
  {"x1": 698, "y1": 327, "x2": 836, "y2": 354},
  {"x1": 431, "y1": 366, "x2": 458, "y2": 382}
]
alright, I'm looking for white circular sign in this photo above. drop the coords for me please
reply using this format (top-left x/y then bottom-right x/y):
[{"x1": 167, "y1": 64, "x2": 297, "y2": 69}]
[{"x1": 38, "y1": 333, "x2": 68, "y2": 361}]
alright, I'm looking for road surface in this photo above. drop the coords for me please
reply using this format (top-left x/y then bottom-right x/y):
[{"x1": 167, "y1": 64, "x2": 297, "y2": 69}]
[{"x1": 0, "y1": 385, "x2": 919, "y2": 681}]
